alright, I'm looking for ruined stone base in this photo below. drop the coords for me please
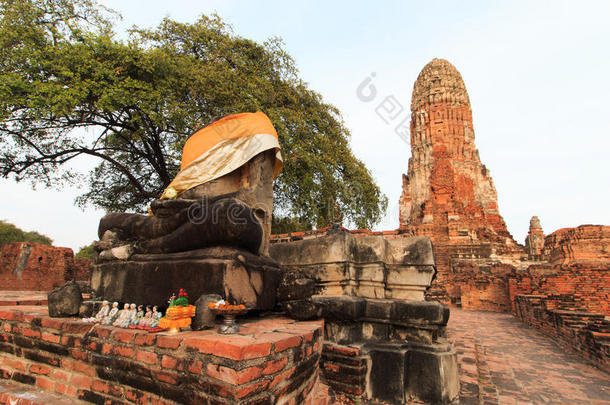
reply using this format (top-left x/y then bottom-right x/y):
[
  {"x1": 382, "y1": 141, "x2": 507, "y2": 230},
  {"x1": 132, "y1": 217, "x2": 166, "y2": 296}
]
[
  {"x1": 0, "y1": 242, "x2": 91, "y2": 292},
  {"x1": 293, "y1": 296, "x2": 459, "y2": 404},
  {"x1": 0, "y1": 305, "x2": 328, "y2": 404},
  {"x1": 515, "y1": 294, "x2": 610, "y2": 373},
  {"x1": 91, "y1": 247, "x2": 284, "y2": 310},
  {"x1": 321, "y1": 341, "x2": 458, "y2": 405}
]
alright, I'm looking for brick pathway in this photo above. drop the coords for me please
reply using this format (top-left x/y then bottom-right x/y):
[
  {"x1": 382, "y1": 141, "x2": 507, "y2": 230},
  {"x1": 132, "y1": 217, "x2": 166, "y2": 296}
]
[{"x1": 448, "y1": 309, "x2": 610, "y2": 404}]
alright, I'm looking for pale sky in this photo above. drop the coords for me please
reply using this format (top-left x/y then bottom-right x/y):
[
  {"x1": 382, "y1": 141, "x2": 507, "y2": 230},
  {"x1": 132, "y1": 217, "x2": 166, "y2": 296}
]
[{"x1": 1, "y1": 0, "x2": 609, "y2": 252}]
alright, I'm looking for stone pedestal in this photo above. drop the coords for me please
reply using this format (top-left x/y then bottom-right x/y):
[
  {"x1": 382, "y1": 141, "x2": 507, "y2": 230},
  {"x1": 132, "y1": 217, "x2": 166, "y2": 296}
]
[
  {"x1": 365, "y1": 342, "x2": 458, "y2": 404},
  {"x1": 289, "y1": 296, "x2": 459, "y2": 404},
  {"x1": 91, "y1": 247, "x2": 284, "y2": 310}
]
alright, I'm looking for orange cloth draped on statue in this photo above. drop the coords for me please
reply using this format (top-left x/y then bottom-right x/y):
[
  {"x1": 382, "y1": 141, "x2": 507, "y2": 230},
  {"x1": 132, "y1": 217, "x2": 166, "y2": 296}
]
[{"x1": 161, "y1": 111, "x2": 283, "y2": 199}]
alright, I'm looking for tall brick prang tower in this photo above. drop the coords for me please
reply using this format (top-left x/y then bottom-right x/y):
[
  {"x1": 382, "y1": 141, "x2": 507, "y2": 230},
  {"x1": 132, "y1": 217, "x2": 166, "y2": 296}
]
[{"x1": 399, "y1": 58, "x2": 520, "y2": 303}]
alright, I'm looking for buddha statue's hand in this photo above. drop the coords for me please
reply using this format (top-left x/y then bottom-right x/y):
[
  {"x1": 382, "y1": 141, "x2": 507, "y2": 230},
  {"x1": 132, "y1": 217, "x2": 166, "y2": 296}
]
[{"x1": 97, "y1": 244, "x2": 134, "y2": 262}]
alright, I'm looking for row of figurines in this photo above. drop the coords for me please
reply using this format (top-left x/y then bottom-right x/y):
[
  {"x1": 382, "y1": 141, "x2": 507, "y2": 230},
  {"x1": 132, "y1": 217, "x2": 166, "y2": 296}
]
[{"x1": 82, "y1": 301, "x2": 162, "y2": 328}]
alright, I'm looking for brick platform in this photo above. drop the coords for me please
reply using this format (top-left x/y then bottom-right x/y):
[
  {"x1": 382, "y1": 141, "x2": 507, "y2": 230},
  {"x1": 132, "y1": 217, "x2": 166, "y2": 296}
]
[{"x1": 0, "y1": 305, "x2": 330, "y2": 404}]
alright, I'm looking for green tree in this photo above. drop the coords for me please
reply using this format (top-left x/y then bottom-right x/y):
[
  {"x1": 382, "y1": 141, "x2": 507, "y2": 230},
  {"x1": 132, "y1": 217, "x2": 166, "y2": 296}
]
[
  {"x1": 75, "y1": 243, "x2": 95, "y2": 258},
  {"x1": 0, "y1": 220, "x2": 53, "y2": 245},
  {"x1": 271, "y1": 216, "x2": 312, "y2": 235},
  {"x1": 0, "y1": 0, "x2": 387, "y2": 229}
]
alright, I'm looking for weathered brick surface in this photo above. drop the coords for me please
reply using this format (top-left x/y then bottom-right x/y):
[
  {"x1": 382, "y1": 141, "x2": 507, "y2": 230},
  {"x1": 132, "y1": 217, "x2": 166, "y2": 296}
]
[
  {"x1": 319, "y1": 343, "x2": 367, "y2": 398},
  {"x1": 545, "y1": 225, "x2": 610, "y2": 266},
  {"x1": 396, "y1": 58, "x2": 523, "y2": 304},
  {"x1": 0, "y1": 380, "x2": 77, "y2": 404},
  {"x1": 514, "y1": 294, "x2": 610, "y2": 373},
  {"x1": 446, "y1": 258, "x2": 610, "y2": 316},
  {"x1": 0, "y1": 242, "x2": 90, "y2": 291},
  {"x1": 448, "y1": 309, "x2": 610, "y2": 404},
  {"x1": 0, "y1": 305, "x2": 325, "y2": 404},
  {"x1": 525, "y1": 264, "x2": 609, "y2": 316}
]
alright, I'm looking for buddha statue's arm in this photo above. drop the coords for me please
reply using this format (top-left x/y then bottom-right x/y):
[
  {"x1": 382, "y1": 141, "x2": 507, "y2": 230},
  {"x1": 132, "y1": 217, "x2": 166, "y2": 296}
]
[
  {"x1": 98, "y1": 191, "x2": 244, "y2": 241},
  {"x1": 97, "y1": 211, "x2": 188, "y2": 240}
]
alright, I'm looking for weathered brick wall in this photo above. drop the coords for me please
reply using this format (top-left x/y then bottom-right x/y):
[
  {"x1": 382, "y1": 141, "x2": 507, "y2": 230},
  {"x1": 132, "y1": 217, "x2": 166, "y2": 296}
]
[
  {"x1": 0, "y1": 242, "x2": 90, "y2": 291},
  {"x1": 507, "y1": 276, "x2": 532, "y2": 312},
  {"x1": 506, "y1": 265, "x2": 610, "y2": 317},
  {"x1": 0, "y1": 308, "x2": 325, "y2": 404},
  {"x1": 72, "y1": 258, "x2": 92, "y2": 283},
  {"x1": 514, "y1": 295, "x2": 609, "y2": 373},
  {"x1": 448, "y1": 263, "x2": 514, "y2": 312},
  {"x1": 320, "y1": 343, "x2": 367, "y2": 398},
  {"x1": 545, "y1": 225, "x2": 610, "y2": 266},
  {"x1": 458, "y1": 278, "x2": 511, "y2": 312},
  {"x1": 447, "y1": 263, "x2": 610, "y2": 316},
  {"x1": 448, "y1": 227, "x2": 610, "y2": 314},
  {"x1": 424, "y1": 226, "x2": 607, "y2": 314},
  {"x1": 529, "y1": 265, "x2": 609, "y2": 316}
]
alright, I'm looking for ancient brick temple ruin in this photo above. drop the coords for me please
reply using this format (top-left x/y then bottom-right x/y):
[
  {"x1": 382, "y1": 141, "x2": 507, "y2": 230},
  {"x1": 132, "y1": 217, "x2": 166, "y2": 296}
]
[
  {"x1": 397, "y1": 58, "x2": 524, "y2": 304},
  {"x1": 0, "y1": 242, "x2": 90, "y2": 291},
  {"x1": 395, "y1": 58, "x2": 609, "y2": 371},
  {"x1": 394, "y1": 59, "x2": 606, "y2": 310}
]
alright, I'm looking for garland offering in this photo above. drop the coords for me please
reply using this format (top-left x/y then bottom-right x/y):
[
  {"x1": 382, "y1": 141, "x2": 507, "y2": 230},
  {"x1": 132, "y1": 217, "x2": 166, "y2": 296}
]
[
  {"x1": 208, "y1": 299, "x2": 248, "y2": 334},
  {"x1": 208, "y1": 299, "x2": 246, "y2": 315},
  {"x1": 158, "y1": 289, "x2": 196, "y2": 330},
  {"x1": 208, "y1": 299, "x2": 246, "y2": 310}
]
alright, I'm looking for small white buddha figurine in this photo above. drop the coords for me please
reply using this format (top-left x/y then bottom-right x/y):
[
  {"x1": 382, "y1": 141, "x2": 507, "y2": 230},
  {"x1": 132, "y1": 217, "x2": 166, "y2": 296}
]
[
  {"x1": 139, "y1": 306, "x2": 153, "y2": 328},
  {"x1": 102, "y1": 302, "x2": 119, "y2": 325},
  {"x1": 82, "y1": 300, "x2": 109, "y2": 323},
  {"x1": 126, "y1": 303, "x2": 137, "y2": 326},
  {"x1": 149, "y1": 306, "x2": 162, "y2": 328},
  {"x1": 131, "y1": 305, "x2": 144, "y2": 326},
  {"x1": 95, "y1": 301, "x2": 110, "y2": 322},
  {"x1": 113, "y1": 303, "x2": 131, "y2": 327}
]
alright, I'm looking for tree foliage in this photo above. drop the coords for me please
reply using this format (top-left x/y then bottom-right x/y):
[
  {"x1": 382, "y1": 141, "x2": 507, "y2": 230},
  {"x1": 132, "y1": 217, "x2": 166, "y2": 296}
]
[
  {"x1": 75, "y1": 243, "x2": 94, "y2": 258},
  {"x1": 271, "y1": 216, "x2": 312, "y2": 235},
  {"x1": 0, "y1": 220, "x2": 53, "y2": 245},
  {"x1": 0, "y1": 0, "x2": 387, "y2": 229}
]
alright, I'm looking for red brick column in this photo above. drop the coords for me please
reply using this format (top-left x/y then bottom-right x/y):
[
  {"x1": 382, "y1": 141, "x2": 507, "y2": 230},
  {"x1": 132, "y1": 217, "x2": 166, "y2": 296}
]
[{"x1": 320, "y1": 343, "x2": 367, "y2": 397}]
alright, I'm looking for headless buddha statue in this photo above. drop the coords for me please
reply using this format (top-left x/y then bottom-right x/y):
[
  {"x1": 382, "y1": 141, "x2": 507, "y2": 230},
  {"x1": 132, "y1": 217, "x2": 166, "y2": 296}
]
[{"x1": 94, "y1": 112, "x2": 282, "y2": 259}]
